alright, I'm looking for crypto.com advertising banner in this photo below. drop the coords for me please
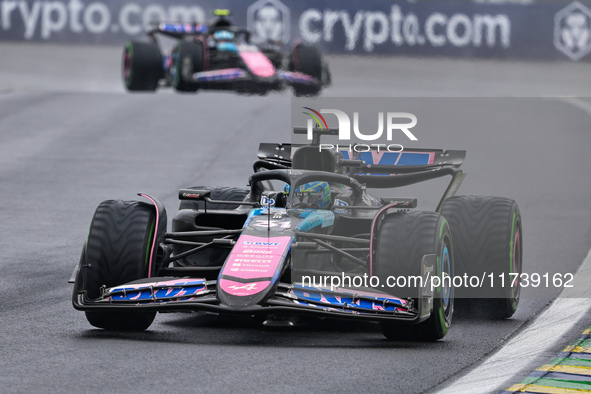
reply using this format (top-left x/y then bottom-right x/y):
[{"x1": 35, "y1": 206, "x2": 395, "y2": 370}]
[
  {"x1": 1, "y1": 0, "x2": 591, "y2": 60},
  {"x1": 289, "y1": 97, "x2": 591, "y2": 302}
]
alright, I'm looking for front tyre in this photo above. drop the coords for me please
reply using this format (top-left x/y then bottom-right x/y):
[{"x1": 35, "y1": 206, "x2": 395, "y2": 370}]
[
  {"x1": 172, "y1": 41, "x2": 205, "y2": 93},
  {"x1": 82, "y1": 200, "x2": 166, "y2": 330},
  {"x1": 375, "y1": 211, "x2": 453, "y2": 341},
  {"x1": 441, "y1": 196, "x2": 522, "y2": 319},
  {"x1": 122, "y1": 41, "x2": 162, "y2": 91},
  {"x1": 289, "y1": 42, "x2": 324, "y2": 97}
]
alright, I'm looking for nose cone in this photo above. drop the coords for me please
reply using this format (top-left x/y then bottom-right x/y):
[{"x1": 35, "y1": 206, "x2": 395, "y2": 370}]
[
  {"x1": 240, "y1": 51, "x2": 276, "y2": 78},
  {"x1": 217, "y1": 235, "x2": 291, "y2": 307}
]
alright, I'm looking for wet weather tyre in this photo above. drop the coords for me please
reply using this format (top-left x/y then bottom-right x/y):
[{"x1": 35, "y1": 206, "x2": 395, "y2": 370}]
[
  {"x1": 172, "y1": 41, "x2": 205, "y2": 92},
  {"x1": 440, "y1": 196, "x2": 522, "y2": 319},
  {"x1": 289, "y1": 42, "x2": 323, "y2": 97},
  {"x1": 178, "y1": 186, "x2": 249, "y2": 211},
  {"x1": 83, "y1": 200, "x2": 164, "y2": 331},
  {"x1": 375, "y1": 211, "x2": 453, "y2": 341},
  {"x1": 122, "y1": 41, "x2": 162, "y2": 91}
]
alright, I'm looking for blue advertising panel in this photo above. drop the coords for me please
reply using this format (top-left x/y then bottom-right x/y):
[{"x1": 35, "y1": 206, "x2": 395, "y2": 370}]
[{"x1": 0, "y1": 0, "x2": 590, "y2": 61}]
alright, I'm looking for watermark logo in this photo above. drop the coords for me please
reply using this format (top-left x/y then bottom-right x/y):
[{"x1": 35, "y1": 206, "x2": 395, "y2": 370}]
[
  {"x1": 302, "y1": 107, "x2": 328, "y2": 131},
  {"x1": 303, "y1": 107, "x2": 417, "y2": 142},
  {"x1": 554, "y1": 1, "x2": 591, "y2": 61},
  {"x1": 247, "y1": 0, "x2": 290, "y2": 44}
]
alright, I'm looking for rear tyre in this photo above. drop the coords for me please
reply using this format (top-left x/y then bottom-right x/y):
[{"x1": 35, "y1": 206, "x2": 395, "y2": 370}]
[
  {"x1": 83, "y1": 200, "x2": 166, "y2": 330},
  {"x1": 375, "y1": 211, "x2": 453, "y2": 341},
  {"x1": 289, "y1": 42, "x2": 324, "y2": 97},
  {"x1": 172, "y1": 41, "x2": 205, "y2": 92},
  {"x1": 441, "y1": 196, "x2": 522, "y2": 319},
  {"x1": 122, "y1": 41, "x2": 162, "y2": 91}
]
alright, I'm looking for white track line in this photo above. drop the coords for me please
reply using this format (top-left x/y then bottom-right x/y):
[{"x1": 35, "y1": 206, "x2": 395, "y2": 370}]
[
  {"x1": 559, "y1": 97, "x2": 591, "y2": 119},
  {"x1": 436, "y1": 247, "x2": 591, "y2": 394}
]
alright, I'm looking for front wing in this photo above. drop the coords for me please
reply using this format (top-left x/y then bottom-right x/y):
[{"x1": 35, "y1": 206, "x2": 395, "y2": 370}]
[
  {"x1": 189, "y1": 68, "x2": 320, "y2": 88},
  {"x1": 72, "y1": 278, "x2": 425, "y2": 322}
]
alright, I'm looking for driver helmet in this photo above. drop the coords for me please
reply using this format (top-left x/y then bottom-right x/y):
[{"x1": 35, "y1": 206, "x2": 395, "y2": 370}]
[
  {"x1": 289, "y1": 181, "x2": 332, "y2": 209},
  {"x1": 213, "y1": 30, "x2": 235, "y2": 41}
]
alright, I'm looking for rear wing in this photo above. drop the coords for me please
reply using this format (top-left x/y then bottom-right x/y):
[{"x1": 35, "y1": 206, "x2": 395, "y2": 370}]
[
  {"x1": 257, "y1": 137, "x2": 467, "y2": 210},
  {"x1": 147, "y1": 22, "x2": 207, "y2": 39},
  {"x1": 257, "y1": 143, "x2": 466, "y2": 172},
  {"x1": 147, "y1": 22, "x2": 251, "y2": 41},
  {"x1": 286, "y1": 126, "x2": 465, "y2": 168}
]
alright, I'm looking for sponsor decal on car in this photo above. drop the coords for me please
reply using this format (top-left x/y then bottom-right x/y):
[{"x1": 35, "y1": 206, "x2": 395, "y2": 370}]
[
  {"x1": 244, "y1": 241, "x2": 281, "y2": 246},
  {"x1": 221, "y1": 235, "x2": 291, "y2": 296},
  {"x1": 260, "y1": 195, "x2": 275, "y2": 206},
  {"x1": 291, "y1": 285, "x2": 406, "y2": 312},
  {"x1": 109, "y1": 279, "x2": 207, "y2": 301}
]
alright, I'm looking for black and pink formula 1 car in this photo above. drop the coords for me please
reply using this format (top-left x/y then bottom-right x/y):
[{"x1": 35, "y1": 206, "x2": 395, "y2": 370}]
[
  {"x1": 71, "y1": 127, "x2": 523, "y2": 341},
  {"x1": 122, "y1": 11, "x2": 330, "y2": 96}
]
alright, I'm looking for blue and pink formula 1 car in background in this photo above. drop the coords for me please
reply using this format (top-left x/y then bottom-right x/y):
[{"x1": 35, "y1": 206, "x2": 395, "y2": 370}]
[
  {"x1": 71, "y1": 127, "x2": 523, "y2": 341},
  {"x1": 122, "y1": 10, "x2": 330, "y2": 96}
]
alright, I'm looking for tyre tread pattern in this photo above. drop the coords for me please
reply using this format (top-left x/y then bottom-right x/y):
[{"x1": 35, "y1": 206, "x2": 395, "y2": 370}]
[
  {"x1": 123, "y1": 41, "x2": 162, "y2": 91},
  {"x1": 375, "y1": 211, "x2": 441, "y2": 280},
  {"x1": 289, "y1": 42, "x2": 323, "y2": 97},
  {"x1": 375, "y1": 211, "x2": 452, "y2": 341},
  {"x1": 83, "y1": 200, "x2": 157, "y2": 330},
  {"x1": 172, "y1": 41, "x2": 204, "y2": 92},
  {"x1": 441, "y1": 195, "x2": 520, "y2": 319}
]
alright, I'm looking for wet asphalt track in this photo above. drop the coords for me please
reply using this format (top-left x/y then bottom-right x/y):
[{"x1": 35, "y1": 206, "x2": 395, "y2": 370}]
[{"x1": 0, "y1": 43, "x2": 591, "y2": 393}]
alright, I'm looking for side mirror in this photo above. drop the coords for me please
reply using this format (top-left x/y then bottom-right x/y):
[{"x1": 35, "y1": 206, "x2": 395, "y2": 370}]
[
  {"x1": 379, "y1": 198, "x2": 417, "y2": 208},
  {"x1": 178, "y1": 189, "x2": 211, "y2": 201}
]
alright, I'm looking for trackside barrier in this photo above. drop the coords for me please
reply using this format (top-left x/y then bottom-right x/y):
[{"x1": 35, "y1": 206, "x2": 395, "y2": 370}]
[{"x1": 0, "y1": 0, "x2": 590, "y2": 61}]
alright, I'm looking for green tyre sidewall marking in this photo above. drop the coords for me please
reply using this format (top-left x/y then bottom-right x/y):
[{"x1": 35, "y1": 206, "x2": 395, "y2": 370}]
[
  {"x1": 172, "y1": 47, "x2": 181, "y2": 89},
  {"x1": 509, "y1": 205, "x2": 521, "y2": 312},
  {"x1": 125, "y1": 42, "x2": 134, "y2": 86}
]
